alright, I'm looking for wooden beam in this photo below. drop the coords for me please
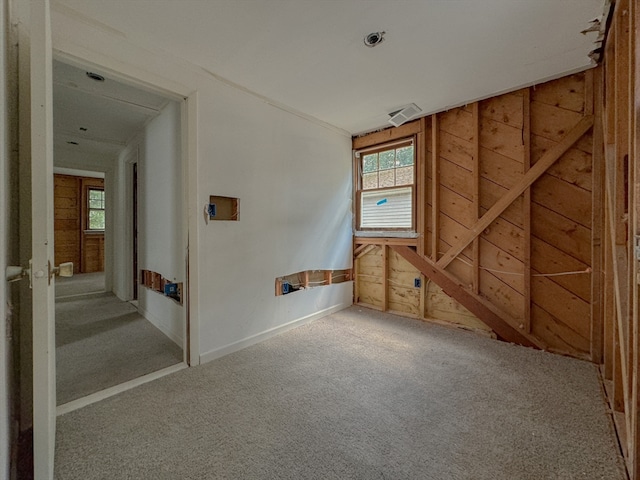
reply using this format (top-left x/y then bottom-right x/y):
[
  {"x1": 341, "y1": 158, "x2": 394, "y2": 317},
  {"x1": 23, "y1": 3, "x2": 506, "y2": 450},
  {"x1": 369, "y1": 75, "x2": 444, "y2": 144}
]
[
  {"x1": 382, "y1": 245, "x2": 389, "y2": 311},
  {"x1": 630, "y1": 0, "x2": 640, "y2": 475},
  {"x1": 436, "y1": 115, "x2": 594, "y2": 269},
  {"x1": 417, "y1": 117, "x2": 427, "y2": 257},
  {"x1": 391, "y1": 245, "x2": 542, "y2": 348},
  {"x1": 352, "y1": 120, "x2": 421, "y2": 150},
  {"x1": 591, "y1": 66, "x2": 605, "y2": 364},
  {"x1": 355, "y1": 244, "x2": 377, "y2": 259},
  {"x1": 472, "y1": 102, "x2": 480, "y2": 295},
  {"x1": 523, "y1": 89, "x2": 532, "y2": 333},
  {"x1": 354, "y1": 237, "x2": 418, "y2": 247},
  {"x1": 431, "y1": 114, "x2": 440, "y2": 262}
]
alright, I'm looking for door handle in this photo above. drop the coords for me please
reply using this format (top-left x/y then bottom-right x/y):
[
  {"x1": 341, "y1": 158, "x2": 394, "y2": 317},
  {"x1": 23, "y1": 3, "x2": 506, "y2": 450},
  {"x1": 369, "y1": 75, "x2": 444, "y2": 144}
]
[{"x1": 48, "y1": 261, "x2": 73, "y2": 284}]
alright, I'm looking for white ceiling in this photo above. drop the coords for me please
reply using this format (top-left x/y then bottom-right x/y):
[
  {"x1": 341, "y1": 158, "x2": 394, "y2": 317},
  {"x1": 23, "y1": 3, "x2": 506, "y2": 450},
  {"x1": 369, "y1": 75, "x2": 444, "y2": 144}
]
[
  {"x1": 53, "y1": 0, "x2": 606, "y2": 135},
  {"x1": 53, "y1": 60, "x2": 169, "y2": 156}
]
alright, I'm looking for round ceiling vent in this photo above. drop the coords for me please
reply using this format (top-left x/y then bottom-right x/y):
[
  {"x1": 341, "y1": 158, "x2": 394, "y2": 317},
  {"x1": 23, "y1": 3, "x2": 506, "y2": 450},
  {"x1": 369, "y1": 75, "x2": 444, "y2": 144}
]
[{"x1": 364, "y1": 31, "x2": 385, "y2": 47}]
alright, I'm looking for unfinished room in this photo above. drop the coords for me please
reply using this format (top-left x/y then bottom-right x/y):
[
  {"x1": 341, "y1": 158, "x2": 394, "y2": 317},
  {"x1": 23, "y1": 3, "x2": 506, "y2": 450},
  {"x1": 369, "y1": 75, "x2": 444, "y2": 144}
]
[{"x1": 3, "y1": 0, "x2": 640, "y2": 479}]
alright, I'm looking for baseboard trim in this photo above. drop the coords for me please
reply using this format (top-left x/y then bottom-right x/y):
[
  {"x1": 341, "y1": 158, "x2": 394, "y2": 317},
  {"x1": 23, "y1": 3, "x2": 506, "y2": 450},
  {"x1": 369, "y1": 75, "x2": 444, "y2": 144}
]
[
  {"x1": 137, "y1": 305, "x2": 183, "y2": 347},
  {"x1": 57, "y1": 363, "x2": 187, "y2": 416},
  {"x1": 200, "y1": 302, "x2": 350, "y2": 364}
]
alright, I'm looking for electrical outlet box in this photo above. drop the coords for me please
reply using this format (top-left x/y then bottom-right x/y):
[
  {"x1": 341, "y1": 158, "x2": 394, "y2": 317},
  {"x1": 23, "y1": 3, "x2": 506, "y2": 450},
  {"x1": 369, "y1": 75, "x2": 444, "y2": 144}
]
[
  {"x1": 282, "y1": 282, "x2": 290, "y2": 294},
  {"x1": 164, "y1": 283, "x2": 178, "y2": 295},
  {"x1": 208, "y1": 195, "x2": 239, "y2": 221},
  {"x1": 414, "y1": 278, "x2": 421, "y2": 288},
  {"x1": 207, "y1": 203, "x2": 217, "y2": 218}
]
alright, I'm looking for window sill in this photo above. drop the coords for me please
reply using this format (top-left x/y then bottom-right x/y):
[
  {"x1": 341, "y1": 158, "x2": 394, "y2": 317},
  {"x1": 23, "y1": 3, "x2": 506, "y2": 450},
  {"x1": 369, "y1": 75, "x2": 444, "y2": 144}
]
[
  {"x1": 84, "y1": 230, "x2": 105, "y2": 234},
  {"x1": 355, "y1": 231, "x2": 418, "y2": 238}
]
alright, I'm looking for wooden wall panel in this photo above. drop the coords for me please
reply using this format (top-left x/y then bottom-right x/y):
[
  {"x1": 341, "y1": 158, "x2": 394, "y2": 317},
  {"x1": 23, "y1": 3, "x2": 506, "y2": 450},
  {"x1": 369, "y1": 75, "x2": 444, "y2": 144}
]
[
  {"x1": 353, "y1": 66, "x2": 595, "y2": 362},
  {"x1": 54, "y1": 174, "x2": 81, "y2": 273},
  {"x1": 53, "y1": 174, "x2": 104, "y2": 274}
]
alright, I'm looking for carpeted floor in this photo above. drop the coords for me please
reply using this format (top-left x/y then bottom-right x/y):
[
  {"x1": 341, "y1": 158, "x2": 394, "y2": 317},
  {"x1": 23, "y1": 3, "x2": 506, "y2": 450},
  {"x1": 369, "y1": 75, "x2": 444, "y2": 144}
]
[
  {"x1": 55, "y1": 307, "x2": 626, "y2": 479},
  {"x1": 55, "y1": 272, "x2": 105, "y2": 298},
  {"x1": 56, "y1": 293, "x2": 183, "y2": 405}
]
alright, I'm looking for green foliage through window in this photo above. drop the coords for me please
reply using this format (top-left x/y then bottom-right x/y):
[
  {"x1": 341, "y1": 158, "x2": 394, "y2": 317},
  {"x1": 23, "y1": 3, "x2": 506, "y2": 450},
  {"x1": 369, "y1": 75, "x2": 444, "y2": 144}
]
[
  {"x1": 361, "y1": 143, "x2": 414, "y2": 191},
  {"x1": 88, "y1": 189, "x2": 105, "y2": 230}
]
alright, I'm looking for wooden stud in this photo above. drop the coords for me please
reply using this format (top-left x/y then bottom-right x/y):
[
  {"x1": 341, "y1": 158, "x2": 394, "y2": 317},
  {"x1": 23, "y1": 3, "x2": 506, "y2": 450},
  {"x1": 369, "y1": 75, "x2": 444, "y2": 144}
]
[
  {"x1": 630, "y1": 0, "x2": 640, "y2": 475},
  {"x1": 382, "y1": 245, "x2": 389, "y2": 311},
  {"x1": 472, "y1": 102, "x2": 480, "y2": 294},
  {"x1": 431, "y1": 114, "x2": 440, "y2": 261},
  {"x1": 437, "y1": 116, "x2": 594, "y2": 269},
  {"x1": 523, "y1": 89, "x2": 532, "y2": 333},
  {"x1": 417, "y1": 117, "x2": 427, "y2": 257},
  {"x1": 591, "y1": 66, "x2": 605, "y2": 364},
  {"x1": 391, "y1": 245, "x2": 541, "y2": 348}
]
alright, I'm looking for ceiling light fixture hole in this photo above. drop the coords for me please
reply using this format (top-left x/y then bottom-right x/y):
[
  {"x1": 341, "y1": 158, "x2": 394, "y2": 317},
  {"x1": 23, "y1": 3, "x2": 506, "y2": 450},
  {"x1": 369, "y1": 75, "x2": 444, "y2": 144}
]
[
  {"x1": 364, "y1": 31, "x2": 385, "y2": 47},
  {"x1": 86, "y1": 72, "x2": 105, "y2": 82}
]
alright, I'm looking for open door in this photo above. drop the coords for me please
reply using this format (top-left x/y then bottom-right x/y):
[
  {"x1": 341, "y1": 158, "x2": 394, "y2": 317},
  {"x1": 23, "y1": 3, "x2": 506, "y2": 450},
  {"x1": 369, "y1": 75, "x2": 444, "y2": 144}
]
[{"x1": 25, "y1": 0, "x2": 56, "y2": 478}]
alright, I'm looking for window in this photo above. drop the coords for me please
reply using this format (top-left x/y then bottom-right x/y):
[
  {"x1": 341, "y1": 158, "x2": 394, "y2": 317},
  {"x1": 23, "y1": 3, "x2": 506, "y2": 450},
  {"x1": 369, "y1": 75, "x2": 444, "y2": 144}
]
[
  {"x1": 356, "y1": 139, "x2": 415, "y2": 232},
  {"x1": 87, "y1": 188, "x2": 105, "y2": 230}
]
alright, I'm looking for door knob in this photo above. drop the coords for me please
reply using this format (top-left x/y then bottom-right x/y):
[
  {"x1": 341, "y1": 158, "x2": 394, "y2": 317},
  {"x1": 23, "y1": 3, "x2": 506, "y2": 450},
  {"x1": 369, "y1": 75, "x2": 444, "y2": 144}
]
[{"x1": 48, "y1": 261, "x2": 73, "y2": 284}]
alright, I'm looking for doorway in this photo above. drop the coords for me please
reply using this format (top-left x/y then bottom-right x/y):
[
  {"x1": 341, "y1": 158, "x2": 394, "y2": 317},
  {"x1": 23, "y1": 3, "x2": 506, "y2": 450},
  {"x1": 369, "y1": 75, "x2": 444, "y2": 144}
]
[{"x1": 52, "y1": 58, "x2": 187, "y2": 407}]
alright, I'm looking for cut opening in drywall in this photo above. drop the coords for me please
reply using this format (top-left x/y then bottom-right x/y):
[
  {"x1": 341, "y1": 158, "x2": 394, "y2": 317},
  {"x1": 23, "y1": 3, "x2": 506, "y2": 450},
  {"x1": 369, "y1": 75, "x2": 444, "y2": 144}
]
[{"x1": 208, "y1": 195, "x2": 239, "y2": 221}]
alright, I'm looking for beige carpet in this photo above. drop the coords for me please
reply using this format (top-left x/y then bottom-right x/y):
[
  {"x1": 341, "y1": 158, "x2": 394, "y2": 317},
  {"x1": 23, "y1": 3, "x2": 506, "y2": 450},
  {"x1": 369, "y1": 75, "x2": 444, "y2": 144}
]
[
  {"x1": 56, "y1": 293, "x2": 183, "y2": 405},
  {"x1": 55, "y1": 307, "x2": 625, "y2": 479},
  {"x1": 55, "y1": 272, "x2": 105, "y2": 298}
]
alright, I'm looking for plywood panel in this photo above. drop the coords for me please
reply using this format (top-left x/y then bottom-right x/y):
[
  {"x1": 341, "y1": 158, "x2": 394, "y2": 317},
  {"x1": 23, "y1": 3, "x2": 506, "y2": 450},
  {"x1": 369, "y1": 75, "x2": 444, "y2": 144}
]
[
  {"x1": 531, "y1": 275, "x2": 591, "y2": 341},
  {"x1": 439, "y1": 130, "x2": 474, "y2": 171},
  {"x1": 439, "y1": 108, "x2": 473, "y2": 141},
  {"x1": 531, "y1": 136, "x2": 592, "y2": 191},
  {"x1": 531, "y1": 237, "x2": 591, "y2": 302},
  {"x1": 531, "y1": 73, "x2": 586, "y2": 113},
  {"x1": 531, "y1": 304, "x2": 590, "y2": 356},
  {"x1": 480, "y1": 117, "x2": 525, "y2": 163},
  {"x1": 478, "y1": 238, "x2": 525, "y2": 294},
  {"x1": 439, "y1": 158, "x2": 473, "y2": 201},
  {"x1": 425, "y1": 281, "x2": 490, "y2": 333},
  {"x1": 479, "y1": 269, "x2": 524, "y2": 323},
  {"x1": 531, "y1": 174, "x2": 592, "y2": 228},
  {"x1": 480, "y1": 147, "x2": 523, "y2": 189},
  {"x1": 531, "y1": 101, "x2": 592, "y2": 154},
  {"x1": 531, "y1": 204, "x2": 591, "y2": 264},
  {"x1": 388, "y1": 249, "x2": 421, "y2": 316},
  {"x1": 480, "y1": 92, "x2": 524, "y2": 129}
]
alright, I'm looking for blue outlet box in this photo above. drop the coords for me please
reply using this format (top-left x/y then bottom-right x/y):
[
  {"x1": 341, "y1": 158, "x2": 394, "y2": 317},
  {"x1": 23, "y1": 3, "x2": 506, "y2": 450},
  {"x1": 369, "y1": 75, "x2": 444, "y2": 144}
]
[
  {"x1": 414, "y1": 278, "x2": 421, "y2": 288},
  {"x1": 282, "y1": 282, "x2": 290, "y2": 294},
  {"x1": 208, "y1": 203, "x2": 217, "y2": 218},
  {"x1": 164, "y1": 283, "x2": 178, "y2": 296}
]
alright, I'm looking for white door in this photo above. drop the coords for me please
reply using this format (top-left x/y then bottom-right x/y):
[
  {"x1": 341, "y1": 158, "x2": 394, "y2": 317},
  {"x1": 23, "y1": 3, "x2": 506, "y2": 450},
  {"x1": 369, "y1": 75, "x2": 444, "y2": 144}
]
[{"x1": 27, "y1": 0, "x2": 56, "y2": 478}]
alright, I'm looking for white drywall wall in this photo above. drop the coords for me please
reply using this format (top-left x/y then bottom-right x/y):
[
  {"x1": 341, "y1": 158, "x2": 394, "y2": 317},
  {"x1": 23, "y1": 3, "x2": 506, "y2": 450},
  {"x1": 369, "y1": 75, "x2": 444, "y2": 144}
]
[
  {"x1": 51, "y1": 6, "x2": 353, "y2": 363},
  {"x1": 136, "y1": 101, "x2": 184, "y2": 346}
]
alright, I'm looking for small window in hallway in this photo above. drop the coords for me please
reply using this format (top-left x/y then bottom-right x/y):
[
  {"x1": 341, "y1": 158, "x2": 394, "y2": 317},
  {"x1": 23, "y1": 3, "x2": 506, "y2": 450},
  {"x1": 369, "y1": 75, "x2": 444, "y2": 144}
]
[{"x1": 88, "y1": 188, "x2": 105, "y2": 230}]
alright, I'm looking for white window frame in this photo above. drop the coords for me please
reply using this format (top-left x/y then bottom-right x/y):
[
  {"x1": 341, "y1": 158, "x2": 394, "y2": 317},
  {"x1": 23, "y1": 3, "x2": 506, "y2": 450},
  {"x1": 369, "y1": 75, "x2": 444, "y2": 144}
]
[{"x1": 355, "y1": 138, "x2": 417, "y2": 236}]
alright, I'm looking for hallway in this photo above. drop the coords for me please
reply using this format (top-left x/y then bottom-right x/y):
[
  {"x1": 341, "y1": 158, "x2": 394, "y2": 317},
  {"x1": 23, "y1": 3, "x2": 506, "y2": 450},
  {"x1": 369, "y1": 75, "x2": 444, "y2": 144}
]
[{"x1": 55, "y1": 274, "x2": 183, "y2": 405}]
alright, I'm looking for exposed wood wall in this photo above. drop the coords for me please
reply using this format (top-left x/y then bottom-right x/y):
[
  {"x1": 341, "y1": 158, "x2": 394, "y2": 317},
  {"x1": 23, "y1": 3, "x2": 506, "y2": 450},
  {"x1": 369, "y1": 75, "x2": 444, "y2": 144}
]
[
  {"x1": 354, "y1": 71, "x2": 595, "y2": 358},
  {"x1": 353, "y1": 2, "x2": 640, "y2": 476},
  {"x1": 598, "y1": 0, "x2": 640, "y2": 477},
  {"x1": 54, "y1": 174, "x2": 105, "y2": 274}
]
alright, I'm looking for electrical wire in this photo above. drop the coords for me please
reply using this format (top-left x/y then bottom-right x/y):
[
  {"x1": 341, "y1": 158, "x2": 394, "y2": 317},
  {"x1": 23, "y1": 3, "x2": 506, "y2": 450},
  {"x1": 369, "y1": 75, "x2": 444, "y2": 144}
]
[{"x1": 442, "y1": 253, "x2": 591, "y2": 277}]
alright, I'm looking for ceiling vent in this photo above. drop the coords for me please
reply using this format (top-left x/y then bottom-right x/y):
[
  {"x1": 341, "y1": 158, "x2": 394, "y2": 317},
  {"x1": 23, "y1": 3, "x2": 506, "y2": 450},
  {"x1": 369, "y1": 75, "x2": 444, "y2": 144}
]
[{"x1": 388, "y1": 103, "x2": 422, "y2": 127}]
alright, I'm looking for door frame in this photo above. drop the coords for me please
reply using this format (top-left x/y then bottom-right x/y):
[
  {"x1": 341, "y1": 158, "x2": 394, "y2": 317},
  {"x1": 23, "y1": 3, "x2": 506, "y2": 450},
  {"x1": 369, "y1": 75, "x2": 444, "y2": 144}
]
[
  {"x1": 25, "y1": 22, "x2": 200, "y2": 480},
  {"x1": 51, "y1": 51, "x2": 200, "y2": 368}
]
